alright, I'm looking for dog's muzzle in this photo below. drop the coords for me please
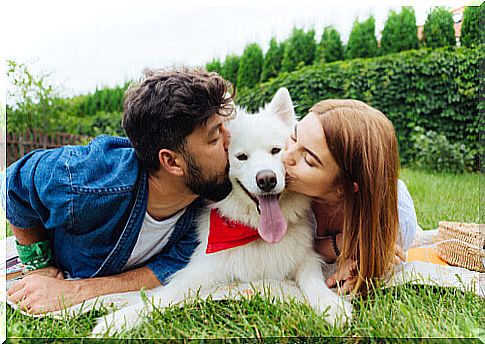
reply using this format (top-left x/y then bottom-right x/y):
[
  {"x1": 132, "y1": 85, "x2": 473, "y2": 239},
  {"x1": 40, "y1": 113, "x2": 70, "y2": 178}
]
[{"x1": 256, "y1": 170, "x2": 277, "y2": 192}]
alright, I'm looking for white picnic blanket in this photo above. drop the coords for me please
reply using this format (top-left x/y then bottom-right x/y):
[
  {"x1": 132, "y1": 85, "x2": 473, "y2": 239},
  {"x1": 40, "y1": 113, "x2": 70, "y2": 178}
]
[{"x1": 3, "y1": 229, "x2": 484, "y2": 319}]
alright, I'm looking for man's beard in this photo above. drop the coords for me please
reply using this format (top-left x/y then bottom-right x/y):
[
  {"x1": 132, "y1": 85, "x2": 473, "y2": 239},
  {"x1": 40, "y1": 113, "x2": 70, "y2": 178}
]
[{"x1": 184, "y1": 154, "x2": 232, "y2": 202}]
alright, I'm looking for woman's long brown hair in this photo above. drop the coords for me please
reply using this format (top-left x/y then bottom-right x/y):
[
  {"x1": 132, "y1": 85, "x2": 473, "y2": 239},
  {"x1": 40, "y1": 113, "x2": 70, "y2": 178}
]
[{"x1": 310, "y1": 99, "x2": 400, "y2": 294}]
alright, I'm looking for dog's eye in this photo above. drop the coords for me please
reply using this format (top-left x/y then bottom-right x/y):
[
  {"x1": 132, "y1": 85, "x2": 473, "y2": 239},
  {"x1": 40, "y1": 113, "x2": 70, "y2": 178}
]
[
  {"x1": 271, "y1": 147, "x2": 281, "y2": 155},
  {"x1": 236, "y1": 153, "x2": 248, "y2": 161}
]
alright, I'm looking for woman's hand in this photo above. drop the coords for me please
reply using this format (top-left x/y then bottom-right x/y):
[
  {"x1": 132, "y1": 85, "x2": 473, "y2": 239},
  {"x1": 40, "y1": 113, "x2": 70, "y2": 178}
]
[
  {"x1": 326, "y1": 244, "x2": 406, "y2": 295},
  {"x1": 325, "y1": 259, "x2": 358, "y2": 295},
  {"x1": 314, "y1": 232, "x2": 343, "y2": 263},
  {"x1": 394, "y1": 244, "x2": 406, "y2": 264},
  {"x1": 324, "y1": 232, "x2": 358, "y2": 295}
]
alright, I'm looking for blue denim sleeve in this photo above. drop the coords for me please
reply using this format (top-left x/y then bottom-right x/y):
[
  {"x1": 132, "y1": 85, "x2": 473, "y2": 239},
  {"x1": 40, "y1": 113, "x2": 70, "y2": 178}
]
[
  {"x1": 0, "y1": 170, "x2": 6, "y2": 217},
  {"x1": 4, "y1": 148, "x2": 72, "y2": 229},
  {"x1": 146, "y1": 226, "x2": 200, "y2": 284},
  {"x1": 397, "y1": 179, "x2": 418, "y2": 251}
]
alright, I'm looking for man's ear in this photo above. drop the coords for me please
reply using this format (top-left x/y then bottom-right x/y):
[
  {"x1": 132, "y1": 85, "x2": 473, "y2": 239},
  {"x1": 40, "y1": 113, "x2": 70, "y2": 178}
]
[{"x1": 158, "y1": 149, "x2": 185, "y2": 176}]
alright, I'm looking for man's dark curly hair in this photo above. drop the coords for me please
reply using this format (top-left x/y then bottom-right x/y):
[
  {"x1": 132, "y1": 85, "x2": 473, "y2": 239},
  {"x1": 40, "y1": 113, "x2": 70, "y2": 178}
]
[{"x1": 123, "y1": 67, "x2": 235, "y2": 174}]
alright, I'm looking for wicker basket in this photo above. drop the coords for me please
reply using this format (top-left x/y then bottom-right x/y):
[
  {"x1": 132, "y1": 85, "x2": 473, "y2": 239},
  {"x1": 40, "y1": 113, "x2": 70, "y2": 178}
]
[{"x1": 435, "y1": 221, "x2": 485, "y2": 272}]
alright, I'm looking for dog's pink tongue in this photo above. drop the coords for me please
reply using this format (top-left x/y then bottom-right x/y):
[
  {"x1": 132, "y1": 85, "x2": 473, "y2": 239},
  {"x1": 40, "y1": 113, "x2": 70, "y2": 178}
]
[{"x1": 257, "y1": 195, "x2": 287, "y2": 244}]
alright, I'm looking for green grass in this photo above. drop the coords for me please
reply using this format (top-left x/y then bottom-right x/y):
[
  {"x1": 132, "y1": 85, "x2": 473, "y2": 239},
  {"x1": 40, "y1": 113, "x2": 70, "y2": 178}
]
[
  {"x1": 6, "y1": 284, "x2": 484, "y2": 340},
  {"x1": 6, "y1": 168, "x2": 484, "y2": 340},
  {"x1": 400, "y1": 168, "x2": 481, "y2": 230}
]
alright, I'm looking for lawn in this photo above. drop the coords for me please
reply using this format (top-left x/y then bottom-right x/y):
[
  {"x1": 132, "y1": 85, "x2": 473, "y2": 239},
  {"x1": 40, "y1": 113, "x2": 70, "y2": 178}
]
[
  {"x1": 400, "y1": 169, "x2": 481, "y2": 230},
  {"x1": 5, "y1": 168, "x2": 484, "y2": 340}
]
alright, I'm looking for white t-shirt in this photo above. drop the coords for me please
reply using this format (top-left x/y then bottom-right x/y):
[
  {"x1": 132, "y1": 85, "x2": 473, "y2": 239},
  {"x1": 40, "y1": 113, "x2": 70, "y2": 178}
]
[{"x1": 123, "y1": 208, "x2": 186, "y2": 270}]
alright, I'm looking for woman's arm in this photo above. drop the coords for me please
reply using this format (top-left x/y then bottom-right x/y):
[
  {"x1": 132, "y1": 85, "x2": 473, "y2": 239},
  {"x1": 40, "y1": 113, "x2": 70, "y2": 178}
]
[
  {"x1": 397, "y1": 179, "x2": 418, "y2": 251},
  {"x1": 314, "y1": 233, "x2": 343, "y2": 263}
]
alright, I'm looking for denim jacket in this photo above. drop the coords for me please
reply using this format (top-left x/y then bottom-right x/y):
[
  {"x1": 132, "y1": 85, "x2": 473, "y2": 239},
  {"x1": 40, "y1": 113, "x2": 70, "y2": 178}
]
[{"x1": 1, "y1": 135, "x2": 204, "y2": 283}]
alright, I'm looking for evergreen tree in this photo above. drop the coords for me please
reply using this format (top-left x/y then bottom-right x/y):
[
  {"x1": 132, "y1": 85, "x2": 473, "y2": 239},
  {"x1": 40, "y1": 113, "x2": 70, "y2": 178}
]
[
  {"x1": 108, "y1": 86, "x2": 122, "y2": 112},
  {"x1": 221, "y1": 54, "x2": 240, "y2": 87},
  {"x1": 99, "y1": 89, "x2": 107, "y2": 113},
  {"x1": 278, "y1": 41, "x2": 287, "y2": 67},
  {"x1": 316, "y1": 26, "x2": 345, "y2": 63},
  {"x1": 380, "y1": 7, "x2": 419, "y2": 55},
  {"x1": 281, "y1": 28, "x2": 317, "y2": 72},
  {"x1": 86, "y1": 95, "x2": 96, "y2": 116},
  {"x1": 261, "y1": 38, "x2": 285, "y2": 82},
  {"x1": 237, "y1": 43, "x2": 264, "y2": 89},
  {"x1": 460, "y1": 5, "x2": 482, "y2": 47},
  {"x1": 423, "y1": 7, "x2": 455, "y2": 48},
  {"x1": 303, "y1": 29, "x2": 317, "y2": 66},
  {"x1": 118, "y1": 86, "x2": 125, "y2": 112},
  {"x1": 205, "y1": 58, "x2": 222, "y2": 73},
  {"x1": 345, "y1": 17, "x2": 378, "y2": 59}
]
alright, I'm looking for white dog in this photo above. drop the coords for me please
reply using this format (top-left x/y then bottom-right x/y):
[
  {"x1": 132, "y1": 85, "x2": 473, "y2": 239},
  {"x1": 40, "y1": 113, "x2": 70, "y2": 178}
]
[{"x1": 92, "y1": 88, "x2": 352, "y2": 336}]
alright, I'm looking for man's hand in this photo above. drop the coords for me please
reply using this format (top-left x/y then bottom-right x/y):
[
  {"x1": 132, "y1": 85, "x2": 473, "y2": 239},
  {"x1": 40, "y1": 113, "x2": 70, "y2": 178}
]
[
  {"x1": 326, "y1": 244, "x2": 406, "y2": 295},
  {"x1": 24, "y1": 266, "x2": 65, "y2": 279},
  {"x1": 6, "y1": 265, "x2": 160, "y2": 315},
  {"x1": 7, "y1": 273, "x2": 79, "y2": 314}
]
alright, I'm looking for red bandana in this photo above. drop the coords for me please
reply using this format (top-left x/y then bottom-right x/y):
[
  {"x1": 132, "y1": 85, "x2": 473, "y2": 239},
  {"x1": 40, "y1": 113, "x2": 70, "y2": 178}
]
[{"x1": 206, "y1": 209, "x2": 260, "y2": 254}]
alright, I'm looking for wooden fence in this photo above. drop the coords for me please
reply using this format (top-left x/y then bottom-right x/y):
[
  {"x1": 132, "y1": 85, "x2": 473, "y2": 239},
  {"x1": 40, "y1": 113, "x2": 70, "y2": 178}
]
[{"x1": 2, "y1": 129, "x2": 90, "y2": 167}]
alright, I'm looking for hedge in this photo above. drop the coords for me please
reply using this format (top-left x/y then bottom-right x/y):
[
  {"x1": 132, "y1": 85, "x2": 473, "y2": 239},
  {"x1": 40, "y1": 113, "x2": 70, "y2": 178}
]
[{"x1": 235, "y1": 45, "x2": 483, "y2": 167}]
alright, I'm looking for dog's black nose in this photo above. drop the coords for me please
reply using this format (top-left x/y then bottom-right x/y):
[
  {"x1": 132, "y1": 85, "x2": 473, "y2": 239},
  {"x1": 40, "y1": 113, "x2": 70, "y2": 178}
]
[{"x1": 256, "y1": 170, "x2": 277, "y2": 192}]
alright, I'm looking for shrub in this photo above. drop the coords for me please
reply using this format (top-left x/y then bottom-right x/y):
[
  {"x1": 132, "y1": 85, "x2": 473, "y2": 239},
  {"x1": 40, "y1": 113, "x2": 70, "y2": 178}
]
[
  {"x1": 237, "y1": 43, "x2": 264, "y2": 89},
  {"x1": 261, "y1": 38, "x2": 285, "y2": 82},
  {"x1": 422, "y1": 7, "x2": 455, "y2": 48},
  {"x1": 221, "y1": 54, "x2": 240, "y2": 87},
  {"x1": 380, "y1": 7, "x2": 419, "y2": 55},
  {"x1": 81, "y1": 85, "x2": 126, "y2": 116},
  {"x1": 345, "y1": 16, "x2": 378, "y2": 59},
  {"x1": 53, "y1": 111, "x2": 124, "y2": 137},
  {"x1": 205, "y1": 59, "x2": 222, "y2": 73},
  {"x1": 7, "y1": 60, "x2": 61, "y2": 133},
  {"x1": 236, "y1": 45, "x2": 483, "y2": 169},
  {"x1": 409, "y1": 127, "x2": 475, "y2": 173},
  {"x1": 316, "y1": 26, "x2": 345, "y2": 63},
  {"x1": 281, "y1": 28, "x2": 317, "y2": 73},
  {"x1": 460, "y1": 5, "x2": 483, "y2": 47}
]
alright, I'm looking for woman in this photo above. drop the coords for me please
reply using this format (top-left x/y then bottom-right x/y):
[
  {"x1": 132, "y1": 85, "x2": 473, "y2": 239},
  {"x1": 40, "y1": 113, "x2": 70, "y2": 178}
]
[{"x1": 282, "y1": 99, "x2": 417, "y2": 294}]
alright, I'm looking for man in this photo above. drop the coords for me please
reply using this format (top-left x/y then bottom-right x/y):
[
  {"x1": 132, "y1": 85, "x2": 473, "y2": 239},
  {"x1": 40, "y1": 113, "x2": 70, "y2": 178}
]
[{"x1": 3, "y1": 67, "x2": 234, "y2": 314}]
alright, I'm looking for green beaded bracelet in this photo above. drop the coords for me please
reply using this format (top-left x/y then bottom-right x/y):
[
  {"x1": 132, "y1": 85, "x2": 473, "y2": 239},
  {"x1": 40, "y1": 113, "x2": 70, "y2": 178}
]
[{"x1": 15, "y1": 240, "x2": 55, "y2": 271}]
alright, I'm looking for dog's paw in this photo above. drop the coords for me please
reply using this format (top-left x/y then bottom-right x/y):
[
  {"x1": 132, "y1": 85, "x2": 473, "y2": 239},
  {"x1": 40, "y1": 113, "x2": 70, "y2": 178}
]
[
  {"x1": 322, "y1": 297, "x2": 353, "y2": 328},
  {"x1": 311, "y1": 295, "x2": 352, "y2": 329},
  {"x1": 91, "y1": 304, "x2": 145, "y2": 337}
]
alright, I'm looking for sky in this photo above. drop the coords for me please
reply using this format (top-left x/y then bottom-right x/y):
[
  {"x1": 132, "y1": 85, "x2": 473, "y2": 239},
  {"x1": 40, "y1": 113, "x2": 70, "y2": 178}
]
[{"x1": 2, "y1": 0, "x2": 470, "y2": 98}]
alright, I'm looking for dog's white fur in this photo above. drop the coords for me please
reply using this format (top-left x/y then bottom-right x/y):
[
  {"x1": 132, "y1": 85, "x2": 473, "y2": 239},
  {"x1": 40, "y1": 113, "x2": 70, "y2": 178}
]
[{"x1": 92, "y1": 88, "x2": 352, "y2": 336}]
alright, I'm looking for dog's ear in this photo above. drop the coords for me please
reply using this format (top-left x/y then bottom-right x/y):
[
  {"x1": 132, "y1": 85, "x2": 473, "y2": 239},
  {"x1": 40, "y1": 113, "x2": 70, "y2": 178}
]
[{"x1": 266, "y1": 87, "x2": 295, "y2": 124}]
